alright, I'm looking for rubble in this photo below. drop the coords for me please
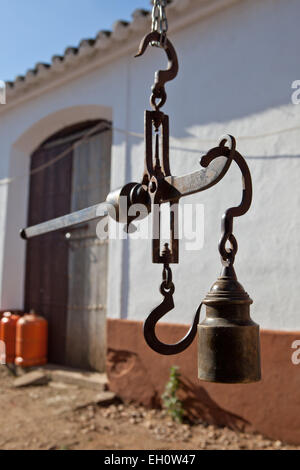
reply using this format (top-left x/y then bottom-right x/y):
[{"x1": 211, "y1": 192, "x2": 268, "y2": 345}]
[{"x1": 1, "y1": 366, "x2": 299, "y2": 450}]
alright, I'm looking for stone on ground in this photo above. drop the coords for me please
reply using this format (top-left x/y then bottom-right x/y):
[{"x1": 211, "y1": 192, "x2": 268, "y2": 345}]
[{"x1": 13, "y1": 371, "x2": 49, "y2": 388}]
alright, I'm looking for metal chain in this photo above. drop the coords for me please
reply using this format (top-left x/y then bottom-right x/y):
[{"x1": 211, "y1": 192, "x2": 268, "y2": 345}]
[
  {"x1": 151, "y1": 0, "x2": 168, "y2": 47},
  {"x1": 152, "y1": 0, "x2": 168, "y2": 35},
  {"x1": 160, "y1": 243, "x2": 174, "y2": 292}
]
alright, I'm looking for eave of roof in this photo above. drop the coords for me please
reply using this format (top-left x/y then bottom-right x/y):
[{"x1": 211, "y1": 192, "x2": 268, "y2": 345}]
[{"x1": 3, "y1": 0, "x2": 240, "y2": 110}]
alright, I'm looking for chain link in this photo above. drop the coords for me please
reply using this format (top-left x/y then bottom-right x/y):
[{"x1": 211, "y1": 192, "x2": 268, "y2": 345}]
[
  {"x1": 162, "y1": 264, "x2": 173, "y2": 289},
  {"x1": 151, "y1": 0, "x2": 168, "y2": 46}
]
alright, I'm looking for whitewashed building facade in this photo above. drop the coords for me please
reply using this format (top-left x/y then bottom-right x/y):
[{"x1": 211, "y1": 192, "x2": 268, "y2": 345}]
[{"x1": 0, "y1": 0, "x2": 300, "y2": 443}]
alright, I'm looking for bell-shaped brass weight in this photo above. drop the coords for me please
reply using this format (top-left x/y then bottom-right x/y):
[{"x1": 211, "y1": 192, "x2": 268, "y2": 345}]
[{"x1": 198, "y1": 265, "x2": 261, "y2": 383}]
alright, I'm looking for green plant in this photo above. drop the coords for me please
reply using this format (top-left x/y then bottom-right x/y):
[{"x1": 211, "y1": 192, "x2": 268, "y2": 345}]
[
  {"x1": 161, "y1": 365, "x2": 184, "y2": 423},
  {"x1": 59, "y1": 445, "x2": 69, "y2": 451}
]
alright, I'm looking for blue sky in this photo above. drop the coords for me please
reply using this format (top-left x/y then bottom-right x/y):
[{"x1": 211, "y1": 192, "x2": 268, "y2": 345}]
[{"x1": 1, "y1": 0, "x2": 151, "y2": 81}]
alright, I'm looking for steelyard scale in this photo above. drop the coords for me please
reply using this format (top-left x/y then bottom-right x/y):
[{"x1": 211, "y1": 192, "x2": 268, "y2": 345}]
[{"x1": 21, "y1": 1, "x2": 261, "y2": 383}]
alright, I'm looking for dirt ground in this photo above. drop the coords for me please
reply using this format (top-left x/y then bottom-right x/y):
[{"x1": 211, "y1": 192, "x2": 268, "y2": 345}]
[{"x1": 0, "y1": 366, "x2": 299, "y2": 451}]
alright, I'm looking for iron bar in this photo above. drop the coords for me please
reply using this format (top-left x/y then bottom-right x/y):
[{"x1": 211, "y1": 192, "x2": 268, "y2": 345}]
[{"x1": 21, "y1": 202, "x2": 108, "y2": 240}]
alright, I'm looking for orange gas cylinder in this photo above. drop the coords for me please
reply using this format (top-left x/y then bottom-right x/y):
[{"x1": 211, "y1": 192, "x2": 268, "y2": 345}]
[
  {"x1": 0, "y1": 312, "x2": 20, "y2": 363},
  {"x1": 15, "y1": 311, "x2": 48, "y2": 367}
]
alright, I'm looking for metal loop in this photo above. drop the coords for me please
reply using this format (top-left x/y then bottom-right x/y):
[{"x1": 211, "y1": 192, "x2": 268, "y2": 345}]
[
  {"x1": 219, "y1": 233, "x2": 238, "y2": 264},
  {"x1": 162, "y1": 265, "x2": 173, "y2": 288},
  {"x1": 219, "y1": 134, "x2": 236, "y2": 152},
  {"x1": 151, "y1": 88, "x2": 167, "y2": 110},
  {"x1": 160, "y1": 280, "x2": 175, "y2": 296}
]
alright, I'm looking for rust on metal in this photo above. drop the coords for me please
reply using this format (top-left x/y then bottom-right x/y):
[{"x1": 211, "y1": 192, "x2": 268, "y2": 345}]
[
  {"x1": 20, "y1": 20, "x2": 260, "y2": 383},
  {"x1": 134, "y1": 31, "x2": 179, "y2": 111},
  {"x1": 198, "y1": 264, "x2": 261, "y2": 383}
]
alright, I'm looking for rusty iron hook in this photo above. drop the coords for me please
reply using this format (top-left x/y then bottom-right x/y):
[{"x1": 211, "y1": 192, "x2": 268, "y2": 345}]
[
  {"x1": 135, "y1": 31, "x2": 179, "y2": 111},
  {"x1": 201, "y1": 137, "x2": 252, "y2": 264},
  {"x1": 143, "y1": 280, "x2": 202, "y2": 355},
  {"x1": 143, "y1": 136, "x2": 239, "y2": 356}
]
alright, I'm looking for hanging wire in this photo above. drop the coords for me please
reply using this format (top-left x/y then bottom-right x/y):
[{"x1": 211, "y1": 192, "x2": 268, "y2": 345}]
[
  {"x1": 0, "y1": 120, "x2": 299, "y2": 187},
  {"x1": 113, "y1": 123, "x2": 300, "y2": 142},
  {"x1": 0, "y1": 121, "x2": 109, "y2": 187}
]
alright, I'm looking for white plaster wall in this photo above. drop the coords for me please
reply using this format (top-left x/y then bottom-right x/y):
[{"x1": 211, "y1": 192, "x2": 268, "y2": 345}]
[
  {"x1": 0, "y1": 58, "x2": 129, "y2": 320},
  {"x1": 125, "y1": 0, "x2": 300, "y2": 331},
  {"x1": 0, "y1": 0, "x2": 299, "y2": 331}
]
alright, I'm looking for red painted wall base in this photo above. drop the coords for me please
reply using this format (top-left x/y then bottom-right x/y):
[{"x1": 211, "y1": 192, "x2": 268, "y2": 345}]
[{"x1": 107, "y1": 319, "x2": 300, "y2": 444}]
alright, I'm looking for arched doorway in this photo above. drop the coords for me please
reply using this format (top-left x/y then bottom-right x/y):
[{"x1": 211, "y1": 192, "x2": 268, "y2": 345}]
[{"x1": 25, "y1": 120, "x2": 112, "y2": 371}]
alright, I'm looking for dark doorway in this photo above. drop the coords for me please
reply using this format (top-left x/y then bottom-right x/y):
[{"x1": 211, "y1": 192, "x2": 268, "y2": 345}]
[{"x1": 25, "y1": 121, "x2": 111, "y2": 368}]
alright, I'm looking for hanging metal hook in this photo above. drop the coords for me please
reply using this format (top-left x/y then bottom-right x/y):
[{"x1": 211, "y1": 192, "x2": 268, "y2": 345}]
[
  {"x1": 220, "y1": 151, "x2": 252, "y2": 265},
  {"x1": 135, "y1": 31, "x2": 179, "y2": 111},
  {"x1": 143, "y1": 279, "x2": 202, "y2": 355},
  {"x1": 143, "y1": 135, "x2": 237, "y2": 356},
  {"x1": 201, "y1": 137, "x2": 252, "y2": 264}
]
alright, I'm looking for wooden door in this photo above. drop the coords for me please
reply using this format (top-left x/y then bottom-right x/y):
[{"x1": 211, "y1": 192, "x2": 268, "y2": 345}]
[
  {"x1": 25, "y1": 122, "x2": 111, "y2": 369},
  {"x1": 25, "y1": 141, "x2": 73, "y2": 364},
  {"x1": 65, "y1": 131, "x2": 111, "y2": 371}
]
